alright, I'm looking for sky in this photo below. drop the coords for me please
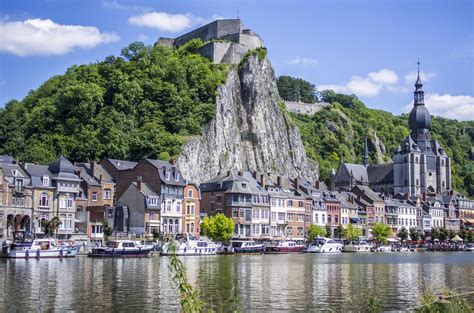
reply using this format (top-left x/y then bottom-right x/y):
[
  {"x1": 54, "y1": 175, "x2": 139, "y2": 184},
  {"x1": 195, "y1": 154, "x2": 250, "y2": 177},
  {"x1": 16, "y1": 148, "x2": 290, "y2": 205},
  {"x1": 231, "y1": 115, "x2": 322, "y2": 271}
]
[{"x1": 0, "y1": 0, "x2": 473, "y2": 120}]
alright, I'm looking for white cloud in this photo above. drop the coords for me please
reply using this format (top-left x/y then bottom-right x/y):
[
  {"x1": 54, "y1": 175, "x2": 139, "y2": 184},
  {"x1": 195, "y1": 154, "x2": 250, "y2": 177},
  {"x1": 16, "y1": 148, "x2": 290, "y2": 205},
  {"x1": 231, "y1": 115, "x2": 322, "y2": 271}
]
[
  {"x1": 0, "y1": 18, "x2": 119, "y2": 56},
  {"x1": 368, "y1": 69, "x2": 398, "y2": 84},
  {"x1": 403, "y1": 93, "x2": 474, "y2": 121},
  {"x1": 404, "y1": 71, "x2": 436, "y2": 84},
  {"x1": 103, "y1": 0, "x2": 151, "y2": 11},
  {"x1": 288, "y1": 56, "x2": 318, "y2": 66},
  {"x1": 128, "y1": 12, "x2": 206, "y2": 32}
]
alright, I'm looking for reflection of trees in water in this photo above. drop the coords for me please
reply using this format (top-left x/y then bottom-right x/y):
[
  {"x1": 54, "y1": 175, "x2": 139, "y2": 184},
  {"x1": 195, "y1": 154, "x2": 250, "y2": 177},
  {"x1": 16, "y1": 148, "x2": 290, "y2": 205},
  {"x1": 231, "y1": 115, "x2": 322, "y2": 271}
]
[{"x1": 196, "y1": 256, "x2": 240, "y2": 311}]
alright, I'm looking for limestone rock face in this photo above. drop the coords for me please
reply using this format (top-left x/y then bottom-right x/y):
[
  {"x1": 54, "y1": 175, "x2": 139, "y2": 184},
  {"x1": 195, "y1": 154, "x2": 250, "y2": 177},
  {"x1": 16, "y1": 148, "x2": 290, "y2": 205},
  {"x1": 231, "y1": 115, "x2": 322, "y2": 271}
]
[{"x1": 177, "y1": 55, "x2": 318, "y2": 184}]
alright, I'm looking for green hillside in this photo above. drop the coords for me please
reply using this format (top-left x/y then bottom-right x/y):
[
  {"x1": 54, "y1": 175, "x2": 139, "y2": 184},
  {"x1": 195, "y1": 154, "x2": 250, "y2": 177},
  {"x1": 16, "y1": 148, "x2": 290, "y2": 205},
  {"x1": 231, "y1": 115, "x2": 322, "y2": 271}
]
[
  {"x1": 0, "y1": 40, "x2": 228, "y2": 164},
  {"x1": 289, "y1": 89, "x2": 474, "y2": 197}
]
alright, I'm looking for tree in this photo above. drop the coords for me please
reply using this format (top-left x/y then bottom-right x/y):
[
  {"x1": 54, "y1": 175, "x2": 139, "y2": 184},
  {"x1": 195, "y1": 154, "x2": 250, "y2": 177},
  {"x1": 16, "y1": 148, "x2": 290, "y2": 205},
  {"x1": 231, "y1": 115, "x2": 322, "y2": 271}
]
[
  {"x1": 325, "y1": 224, "x2": 332, "y2": 238},
  {"x1": 307, "y1": 224, "x2": 326, "y2": 242},
  {"x1": 371, "y1": 222, "x2": 391, "y2": 245},
  {"x1": 397, "y1": 227, "x2": 409, "y2": 241},
  {"x1": 409, "y1": 227, "x2": 420, "y2": 241},
  {"x1": 41, "y1": 217, "x2": 61, "y2": 237},
  {"x1": 277, "y1": 76, "x2": 317, "y2": 103},
  {"x1": 102, "y1": 219, "x2": 113, "y2": 242},
  {"x1": 200, "y1": 213, "x2": 234, "y2": 243},
  {"x1": 152, "y1": 228, "x2": 161, "y2": 241},
  {"x1": 430, "y1": 227, "x2": 440, "y2": 240},
  {"x1": 438, "y1": 228, "x2": 448, "y2": 241},
  {"x1": 336, "y1": 225, "x2": 347, "y2": 239},
  {"x1": 346, "y1": 224, "x2": 362, "y2": 241}
]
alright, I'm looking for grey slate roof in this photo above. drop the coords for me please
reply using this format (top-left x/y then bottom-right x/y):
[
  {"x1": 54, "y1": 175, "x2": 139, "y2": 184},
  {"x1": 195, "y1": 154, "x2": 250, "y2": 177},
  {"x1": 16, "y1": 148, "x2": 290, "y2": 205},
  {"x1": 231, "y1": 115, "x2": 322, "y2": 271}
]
[
  {"x1": 0, "y1": 163, "x2": 30, "y2": 179},
  {"x1": 0, "y1": 155, "x2": 15, "y2": 164},
  {"x1": 23, "y1": 163, "x2": 53, "y2": 188},
  {"x1": 131, "y1": 182, "x2": 159, "y2": 197},
  {"x1": 106, "y1": 159, "x2": 138, "y2": 170},
  {"x1": 345, "y1": 163, "x2": 369, "y2": 183},
  {"x1": 77, "y1": 162, "x2": 115, "y2": 183},
  {"x1": 367, "y1": 164, "x2": 394, "y2": 184},
  {"x1": 145, "y1": 159, "x2": 187, "y2": 186},
  {"x1": 200, "y1": 170, "x2": 267, "y2": 195},
  {"x1": 76, "y1": 167, "x2": 100, "y2": 187},
  {"x1": 48, "y1": 156, "x2": 80, "y2": 181}
]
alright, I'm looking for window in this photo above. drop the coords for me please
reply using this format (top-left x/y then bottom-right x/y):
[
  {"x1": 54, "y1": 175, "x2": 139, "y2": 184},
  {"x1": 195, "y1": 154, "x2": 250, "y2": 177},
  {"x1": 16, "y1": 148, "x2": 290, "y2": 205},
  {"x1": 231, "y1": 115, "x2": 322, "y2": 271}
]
[
  {"x1": 92, "y1": 192, "x2": 98, "y2": 201},
  {"x1": 150, "y1": 212, "x2": 155, "y2": 220},
  {"x1": 148, "y1": 197, "x2": 158, "y2": 206},
  {"x1": 175, "y1": 173, "x2": 180, "y2": 181},
  {"x1": 278, "y1": 212, "x2": 285, "y2": 221},
  {"x1": 232, "y1": 208, "x2": 239, "y2": 218},
  {"x1": 104, "y1": 189, "x2": 111, "y2": 200},
  {"x1": 42, "y1": 176, "x2": 49, "y2": 186},
  {"x1": 335, "y1": 215, "x2": 339, "y2": 223},
  {"x1": 322, "y1": 214, "x2": 326, "y2": 223},
  {"x1": 271, "y1": 212, "x2": 276, "y2": 221},
  {"x1": 288, "y1": 200, "x2": 293, "y2": 207},
  {"x1": 216, "y1": 195, "x2": 222, "y2": 204},
  {"x1": 15, "y1": 179, "x2": 23, "y2": 191},
  {"x1": 416, "y1": 179, "x2": 419, "y2": 186},
  {"x1": 39, "y1": 193, "x2": 49, "y2": 207},
  {"x1": 67, "y1": 194, "x2": 73, "y2": 208},
  {"x1": 245, "y1": 209, "x2": 251, "y2": 222},
  {"x1": 298, "y1": 201, "x2": 304, "y2": 208},
  {"x1": 176, "y1": 201, "x2": 181, "y2": 213},
  {"x1": 190, "y1": 222, "x2": 195, "y2": 233},
  {"x1": 165, "y1": 200, "x2": 171, "y2": 212},
  {"x1": 188, "y1": 189, "x2": 193, "y2": 198},
  {"x1": 287, "y1": 213, "x2": 294, "y2": 221},
  {"x1": 315, "y1": 214, "x2": 319, "y2": 223},
  {"x1": 328, "y1": 215, "x2": 332, "y2": 223},
  {"x1": 415, "y1": 157, "x2": 419, "y2": 164},
  {"x1": 165, "y1": 172, "x2": 170, "y2": 180}
]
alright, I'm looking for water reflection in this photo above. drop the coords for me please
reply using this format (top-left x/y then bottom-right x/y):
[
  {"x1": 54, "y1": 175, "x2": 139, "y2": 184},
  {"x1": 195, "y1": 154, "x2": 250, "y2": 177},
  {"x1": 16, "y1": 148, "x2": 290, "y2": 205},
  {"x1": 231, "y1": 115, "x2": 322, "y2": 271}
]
[{"x1": 0, "y1": 253, "x2": 473, "y2": 311}]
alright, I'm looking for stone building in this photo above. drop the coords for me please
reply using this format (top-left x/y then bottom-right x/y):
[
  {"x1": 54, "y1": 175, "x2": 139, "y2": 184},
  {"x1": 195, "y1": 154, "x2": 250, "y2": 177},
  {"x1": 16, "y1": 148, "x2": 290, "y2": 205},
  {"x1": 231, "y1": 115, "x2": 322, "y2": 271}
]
[
  {"x1": 393, "y1": 70, "x2": 451, "y2": 195},
  {"x1": 182, "y1": 184, "x2": 200, "y2": 237},
  {"x1": 156, "y1": 19, "x2": 264, "y2": 64},
  {"x1": 0, "y1": 159, "x2": 33, "y2": 240}
]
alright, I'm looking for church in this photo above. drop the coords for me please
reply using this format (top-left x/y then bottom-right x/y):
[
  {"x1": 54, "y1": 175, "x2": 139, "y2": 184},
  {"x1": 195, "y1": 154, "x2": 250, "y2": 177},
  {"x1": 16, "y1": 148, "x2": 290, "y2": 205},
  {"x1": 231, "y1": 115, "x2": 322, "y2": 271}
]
[{"x1": 332, "y1": 67, "x2": 451, "y2": 196}]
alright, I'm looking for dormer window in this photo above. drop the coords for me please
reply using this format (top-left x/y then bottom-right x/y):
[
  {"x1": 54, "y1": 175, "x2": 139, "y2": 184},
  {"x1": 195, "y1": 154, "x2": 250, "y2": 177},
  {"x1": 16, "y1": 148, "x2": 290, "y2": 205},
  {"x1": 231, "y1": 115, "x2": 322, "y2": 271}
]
[
  {"x1": 165, "y1": 171, "x2": 170, "y2": 180},
  {"x1": 175, "y1": 173, "x2": 180, "y2": 181},
  {"x1": 148, "y1": 196, "x2": 158, "y2": 206},
  {"x1": 42, "y1": 176, "x2": 49, "y2": 186}
]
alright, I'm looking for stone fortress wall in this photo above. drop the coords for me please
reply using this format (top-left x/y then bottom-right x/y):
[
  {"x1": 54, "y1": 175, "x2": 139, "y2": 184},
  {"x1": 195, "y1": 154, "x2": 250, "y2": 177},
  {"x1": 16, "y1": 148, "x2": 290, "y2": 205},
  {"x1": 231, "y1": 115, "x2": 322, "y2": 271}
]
[
  {"x1": 284, "y1": 101, "x2": 329, "y2": 115},
  {"x1": 156, "y1": 19, "x2": 264, "y2": 64}
]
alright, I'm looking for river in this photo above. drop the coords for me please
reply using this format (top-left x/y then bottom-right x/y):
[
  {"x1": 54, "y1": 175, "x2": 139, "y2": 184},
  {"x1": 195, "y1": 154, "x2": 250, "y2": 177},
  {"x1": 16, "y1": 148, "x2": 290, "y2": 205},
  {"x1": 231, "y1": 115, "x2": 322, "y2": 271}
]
[{"x1": 1, "y1": 252, "x2": 473, "y2": 311}]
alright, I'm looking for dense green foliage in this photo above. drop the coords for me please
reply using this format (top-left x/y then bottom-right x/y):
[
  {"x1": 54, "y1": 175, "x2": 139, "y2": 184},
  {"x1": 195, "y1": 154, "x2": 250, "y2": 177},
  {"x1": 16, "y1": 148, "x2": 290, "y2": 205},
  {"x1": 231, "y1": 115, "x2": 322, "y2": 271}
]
[
  {"x1": 200, "y1": 213, "x2": 235, "y2": 243},
  {"x1": 371, "y1": 222, "x2": 391, "y2": 244},
  {"x1": 277, "y1": 76, "x2": 317, "y2": 103},
  {"x1": 307, "y1": 224, "x2": 326, "y2": 242},
  {"x1": 346, "y1": 224, "x2": 362, "y2": 241},
  {"x1": 0, "y1": 40, "x2": 228, "y2": 164},
  {"x1": 288, "y1": 90, "x2": 474, "y2": 196},
  {"x1": 398, "y1": 227, "x2": 409, "y2": 241}
]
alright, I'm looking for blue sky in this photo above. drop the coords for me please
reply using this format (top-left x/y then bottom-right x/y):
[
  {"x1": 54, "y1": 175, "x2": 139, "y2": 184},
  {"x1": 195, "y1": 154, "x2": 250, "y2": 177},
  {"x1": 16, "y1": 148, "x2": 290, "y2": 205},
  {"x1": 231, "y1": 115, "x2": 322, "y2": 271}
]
[{"x1": 0, "y1": 0, "x2": 473, "y2": 120}]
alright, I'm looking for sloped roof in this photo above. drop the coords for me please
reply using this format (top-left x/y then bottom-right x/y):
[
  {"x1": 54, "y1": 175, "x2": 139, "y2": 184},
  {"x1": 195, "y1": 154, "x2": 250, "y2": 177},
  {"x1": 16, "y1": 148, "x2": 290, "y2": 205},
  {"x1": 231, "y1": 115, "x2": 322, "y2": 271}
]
[
  {"x1": 77, "y1": 162, "x2": 114, "y2": 183},
  {"x1": 396, "y1": 136, "x2": 421, "y2": 154},
  {"x1": 145, "y1": 159, "x2": 187, "y2": 186},
  {"x1": 0, "y1": 163, "x2": 30, "y2": 179},
  {"x1": 367, "y1": 163, "x2": 394, "y2": 184},
  {"x1": 106, "y1": 159, "x2": 138, "y2": 170},
  {"x1": 23, "y1": 163, "x2": 53, "y2": 187},
  {"x1": 344, "y1": 163, "x2": 369, "y2": 183},
  {"x1": 0, "y1": 155, "x2": 15, "y2": 164},
  {"x1": 76, "y1": 166, "x2": 100, "y2": 187},
  {"x1": 131, "y1": 181, "x2": 159, "y2": 197}
]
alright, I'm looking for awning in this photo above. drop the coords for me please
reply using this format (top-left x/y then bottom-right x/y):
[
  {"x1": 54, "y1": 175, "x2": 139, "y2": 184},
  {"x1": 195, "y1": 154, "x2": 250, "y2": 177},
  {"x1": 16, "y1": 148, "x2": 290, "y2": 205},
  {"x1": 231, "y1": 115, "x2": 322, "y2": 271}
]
[
  {"x1": 451, "y1": 235, "x2": 463, "y2": 242},
  {"x1": 74, "y1": 219, "x2": 84, "y2": 223},
  {"x1": 350, "y1": 218, "x2": 360, "y2": 224},
  {"x1": 461, "y1": 218, "x2": 474, "y2": 224}
]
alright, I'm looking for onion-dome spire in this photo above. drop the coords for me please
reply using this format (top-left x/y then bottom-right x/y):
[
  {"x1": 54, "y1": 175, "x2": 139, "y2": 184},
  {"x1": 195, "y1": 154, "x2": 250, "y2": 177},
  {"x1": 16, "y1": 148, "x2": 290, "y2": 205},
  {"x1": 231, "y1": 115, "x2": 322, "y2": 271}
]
[
  {"x1": 409, "y1": 58, "x2": 431, "y2": 132},
  {"x1": 414, "y1": 58, "x2": 424, "y2": 104}
]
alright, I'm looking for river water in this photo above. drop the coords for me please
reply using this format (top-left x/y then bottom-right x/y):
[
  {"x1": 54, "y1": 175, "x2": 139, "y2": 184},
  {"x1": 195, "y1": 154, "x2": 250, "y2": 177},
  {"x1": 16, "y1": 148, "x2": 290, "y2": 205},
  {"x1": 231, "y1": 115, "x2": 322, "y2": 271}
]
[{"x1": 1, "y1": 252, "x2": 473, "y2": 312}]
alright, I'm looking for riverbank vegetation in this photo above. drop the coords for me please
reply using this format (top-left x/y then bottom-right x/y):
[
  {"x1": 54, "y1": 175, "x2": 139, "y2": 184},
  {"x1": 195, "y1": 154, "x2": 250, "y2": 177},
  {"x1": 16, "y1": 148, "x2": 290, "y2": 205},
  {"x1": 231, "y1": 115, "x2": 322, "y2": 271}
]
[{"x1": 200, "y1": 213, "x2": 234, "y2": 243}]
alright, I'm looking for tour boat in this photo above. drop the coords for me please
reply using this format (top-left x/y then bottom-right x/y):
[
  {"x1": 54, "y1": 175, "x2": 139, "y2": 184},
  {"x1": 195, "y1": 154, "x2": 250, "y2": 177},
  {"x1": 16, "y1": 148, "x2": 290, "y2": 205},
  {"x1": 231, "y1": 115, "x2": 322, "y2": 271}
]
[
  {"x1": 265, "y1": 241, "x2": 305, "y2": 253},
  {"x1": 2, "y1": 238, "x2": 77, "y2": 258},
  {"x1": 306, "y1": 237, "x2": 343, "y2": 253},
  {"x1": 343, "y1": 240, "x2": 372, "y2": 252},
  {"x1": 88, "y1": 240, "x2": 153, "y2": 257},
  {"x1": 161, "y1": 234, "x2": 217, "y2": 256},
  {"x1": 231, "y1": 240, "x2": 265, "y2": 253}
]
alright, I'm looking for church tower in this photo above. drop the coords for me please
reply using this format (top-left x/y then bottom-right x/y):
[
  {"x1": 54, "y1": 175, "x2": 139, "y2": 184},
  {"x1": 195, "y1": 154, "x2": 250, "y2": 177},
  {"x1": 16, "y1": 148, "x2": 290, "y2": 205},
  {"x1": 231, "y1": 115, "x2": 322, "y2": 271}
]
[{"x1": 393, "y1": 62, "x2": 451, "y2": 195}]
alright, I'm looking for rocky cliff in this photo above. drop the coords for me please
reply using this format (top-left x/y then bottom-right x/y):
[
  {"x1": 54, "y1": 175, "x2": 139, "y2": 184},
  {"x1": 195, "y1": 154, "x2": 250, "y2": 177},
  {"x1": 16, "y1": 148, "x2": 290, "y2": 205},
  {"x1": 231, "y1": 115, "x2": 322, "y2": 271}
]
[{"x1": 177, "y1": 55, "x2": 318, "y2": 184}]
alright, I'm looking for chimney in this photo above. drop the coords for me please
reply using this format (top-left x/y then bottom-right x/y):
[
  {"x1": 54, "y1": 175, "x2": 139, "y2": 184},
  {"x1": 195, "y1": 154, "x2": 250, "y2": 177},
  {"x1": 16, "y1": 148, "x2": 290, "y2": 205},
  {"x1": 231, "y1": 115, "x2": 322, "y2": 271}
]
[
  {"x1": 294, "y1": 177, "x2": 300, "y2": 190},
  {"x1": 315, "y1": 180, "x2": 320, "y2": 189},
  {"x1": 99, "y1": 174, "x2": 103, "y2": 183},
  {"x1": 169, "y1": 158, "x2": 177, "y2": 166},
  {"x1": 252, "y1": 171, "x2": 257, "y2": 179},
  {"x1": 349, "y1": 195, "x2": 354, "y2": 203},
  {"x1": 227, "y1": 170, "x2": 231, "y2": 177},
  {"x1": 137, "y1": 176, "x2": 142, "y2": 191},
  {"x1": 238, "y1": 170, "x2": 243, "y2": 176},
  {"x1": 260, "y1": 174, "x2": 265, "y2": 187},
  {"x1": 277, "y1": 176, "x2": 282, "y2": 187},
  {"x1": 90, "y1": 161, "x2": 97, "y2": 179}
]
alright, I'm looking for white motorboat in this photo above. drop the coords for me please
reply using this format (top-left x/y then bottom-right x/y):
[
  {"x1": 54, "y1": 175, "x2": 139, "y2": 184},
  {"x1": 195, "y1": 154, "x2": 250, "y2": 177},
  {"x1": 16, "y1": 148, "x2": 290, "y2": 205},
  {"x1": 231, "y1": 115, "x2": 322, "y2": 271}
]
[
  {"x1": 88, "y1": 240, "x2": 153, "y2": 257},
  {"x1": 375, "y1": 245, "x2": 392, "y2": 252},
  {"x1": 230, "y1": 240, "x2": 265, "y2": 253},
  {"x1": 161, "y1": 234, "x2": 217, "y2": 256},
  {"x1": 2, "y1": 238, "x2": 77, "y2": 258},
  {"x1": 343, "y1": 240, "x2": 372, "y2": 252},
  {"x1": 306, "y1": 237, "x2": 343, "y2": 253}
]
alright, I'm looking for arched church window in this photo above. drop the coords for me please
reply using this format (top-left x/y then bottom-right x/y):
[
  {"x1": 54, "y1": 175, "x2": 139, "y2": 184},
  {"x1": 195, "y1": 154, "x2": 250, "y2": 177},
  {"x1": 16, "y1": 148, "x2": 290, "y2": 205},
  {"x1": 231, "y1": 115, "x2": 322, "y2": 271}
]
[
  {"x1": 442, "y1": 181, "x2": 445, "y2": 188},
  {"x1": 415, "y1": 157, "x2": 419, "y2": 164},
  {"x1": 416, "y1": 179, "x2": 419, "y2": 186}
]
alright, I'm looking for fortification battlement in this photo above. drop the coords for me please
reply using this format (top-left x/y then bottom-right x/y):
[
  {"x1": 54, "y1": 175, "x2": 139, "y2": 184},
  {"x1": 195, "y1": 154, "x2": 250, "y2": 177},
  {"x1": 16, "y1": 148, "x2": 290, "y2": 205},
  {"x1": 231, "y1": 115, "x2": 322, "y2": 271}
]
[
  {"x1": 284, "y1": 101, "x2": 329, "y2": 115},
  {"x1": 156, "y1": 19, "x2": 264, "y2": 64}
]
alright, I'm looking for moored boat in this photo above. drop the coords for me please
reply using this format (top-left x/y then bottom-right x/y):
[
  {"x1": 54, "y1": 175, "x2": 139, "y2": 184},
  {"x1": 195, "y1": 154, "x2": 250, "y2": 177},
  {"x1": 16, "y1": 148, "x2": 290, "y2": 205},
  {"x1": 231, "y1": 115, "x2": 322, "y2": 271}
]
[
  {"x1": 343, "y1": 240, "x2": 372, "y2": 252},
  {"x1": 374, "y1": 245, "x2": 392, "y2": 252},
  {"x1": 161, "y1": 234, "x2": 217, "y2": 256},
  {"x1": 231, "y1": 240, "x2": 265, "y2": 253},
  {"x1": 2, "y1": 238, "x2": 77, "y2": 258},
  {"x1": 306, "y1": 237, "x2": 343, "y2": 253},
  {"x1": 265, "y1": 241, "x2": 305, "y2": 253},
  {"x1": 88, "y1": 240, "x2": 153, "y2": 258}
]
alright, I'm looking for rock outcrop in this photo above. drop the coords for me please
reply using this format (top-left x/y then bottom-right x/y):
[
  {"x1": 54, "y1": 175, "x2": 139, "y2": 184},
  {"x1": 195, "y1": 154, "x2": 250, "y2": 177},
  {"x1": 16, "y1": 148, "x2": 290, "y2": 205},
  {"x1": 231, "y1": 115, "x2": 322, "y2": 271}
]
[{"x1": 177, "y1": 55, "x2": 318, "y2": 184}]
